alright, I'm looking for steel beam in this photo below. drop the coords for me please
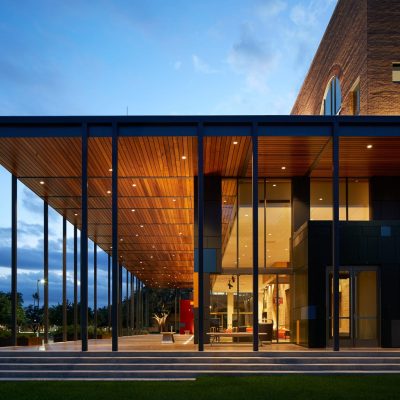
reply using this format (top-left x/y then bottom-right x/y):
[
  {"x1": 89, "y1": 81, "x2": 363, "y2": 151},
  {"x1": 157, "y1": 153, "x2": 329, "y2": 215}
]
[
  {"x1": 252, "y1": 125, "x2": 259, "y2": 351},
  {"x1": 197, "y1": 125, "x2": 204, "y2": 351},
  {"x1": 332, "y1": 123, "x2": 340, "y2": 352},
  {"x1": 80, "y1": 123, "x2": 89, "y2": 351},
  {"x1": 11, "y1": 175, "x2": 17, "y2": 346},
  {"x1": 111, "y1": 123, "x2": 119, "y2": 350}
]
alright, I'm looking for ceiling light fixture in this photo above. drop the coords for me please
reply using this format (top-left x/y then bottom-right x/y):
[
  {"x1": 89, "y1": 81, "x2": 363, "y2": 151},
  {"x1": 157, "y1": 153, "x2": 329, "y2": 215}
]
[
  {"x1": 319, "y1": 198, "x2": 323, "y2": 201},
  {"x1": 107, "y1": 190, "x2": 111, "y2": 194},
  {"x1": 273, "y1": 184, "x2": 277, "y2": 187},
  {"x1": 40, "y1": 181, "x2": 45, "y2": 185},
  {"x1": 181, "y1": 156, "x2": 187, "y2": 160},
  {"x1": 281, "y1": 166, "x2": 286, "y2": 170},
  {"x1": 131, "y1": 209, "x2": 136, "y2": 212},
  {"x1": 233, "y1": 141, "x2": 238, "y2": 145},
  {"x1": 109, "y1": 168, "x2": 113, "y2": 172},
  {"x1": 367, "y1": 144, "x2": 373, "y2": 149}
]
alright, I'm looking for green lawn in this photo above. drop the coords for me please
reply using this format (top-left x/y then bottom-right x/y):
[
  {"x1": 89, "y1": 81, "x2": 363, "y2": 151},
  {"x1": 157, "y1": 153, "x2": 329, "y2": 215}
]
[{"x1": 1, "y1": 376, "x2": 400, "y2": 400}]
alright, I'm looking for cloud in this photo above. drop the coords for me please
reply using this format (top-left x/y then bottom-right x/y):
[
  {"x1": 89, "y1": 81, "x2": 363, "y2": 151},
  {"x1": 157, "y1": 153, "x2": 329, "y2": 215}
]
[
  {"x1": 227, "y1": 23, "x2": 278, "y2": 93},
  {"x1": 173, "y1": 61, "x2": 182, "y2": 70},
  {"x1": 256, "y1": 0, "x2": 287, "y2": 19},
  {"x1": 192, "y1": 54, "x2": 218, "y2": 74}
]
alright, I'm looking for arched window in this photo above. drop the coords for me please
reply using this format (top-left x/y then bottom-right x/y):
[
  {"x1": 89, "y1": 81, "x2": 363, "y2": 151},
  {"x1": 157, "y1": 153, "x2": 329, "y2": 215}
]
[{"x1": 322, "y1": 76, "x2": 342, "y2": 115}]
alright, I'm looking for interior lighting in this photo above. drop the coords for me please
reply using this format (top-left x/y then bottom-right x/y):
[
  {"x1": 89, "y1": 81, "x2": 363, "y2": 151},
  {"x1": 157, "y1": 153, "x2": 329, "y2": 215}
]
[
  {"x1": 367, "y1": 144, "x2": 373, "y2": 149},
  {"x1": 40, "y1": 181, "x2": 45, "y2": 185}
]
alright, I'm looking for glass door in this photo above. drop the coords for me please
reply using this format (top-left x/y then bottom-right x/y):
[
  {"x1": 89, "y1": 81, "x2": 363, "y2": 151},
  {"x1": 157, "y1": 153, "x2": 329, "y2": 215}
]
[{"x1": 327, "y1": 266, "x2": 379, "y2": 347}]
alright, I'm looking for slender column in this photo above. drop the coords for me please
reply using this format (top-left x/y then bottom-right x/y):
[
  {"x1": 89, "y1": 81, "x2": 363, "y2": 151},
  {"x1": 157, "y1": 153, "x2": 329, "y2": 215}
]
[
  {"x1": 130, "y1": 274, "x2": 134, "y2": 333},
  {"x1": 139, "y1": 281, "x2": 143, "y2": 329},
  {"x1": 332, "y1": 123, "x2": 340, "y2": 351},
  {"x1": 111, "y1": 122, "x2": 119, "y2": 351},
  {"x1": 118, "y1": 264, "x2": 123, "y2": 336},
  {"x1": 197, "y1": 126, "x2": 204, "y2": 351},
  {"x1": 107, "y1": 253, "x2": 111, "y2": 332},
  {"x1": 126, "y1": 269, "x2": 129, "y2": 331},
  {"x1": 62, "y1": 216, "x2": 67, "y2": 342},
  {"x1": 11, "y1": 175, "x2": 17, "y2": 346},
  {"x1": 44, "y1": 202, "x2": 49, "y2": 344},
  {"x1": 73, "y1": 224, "x2": 78, "y2": 341},
  {"x1": 81, "y1": 123, "x2": 89, "y2": 351},
  {"x1": 135, "y1": 278, "x2": 139, "y2": 330},
  {"x1": 252, "y1": 125, "x2": 259, "y2": 351},
  {"x1": 174, "y1": 288, "x2": 177, "y2": 332},
  {"x1": 93, "y1": 242, "x2": 97, "y2": 339}
]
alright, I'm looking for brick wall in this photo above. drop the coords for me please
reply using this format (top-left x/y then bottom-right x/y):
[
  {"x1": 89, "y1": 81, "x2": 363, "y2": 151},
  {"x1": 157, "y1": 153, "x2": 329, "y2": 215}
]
[{"x1": 291, "y1": 0, "x2": 400, "y2": 116}]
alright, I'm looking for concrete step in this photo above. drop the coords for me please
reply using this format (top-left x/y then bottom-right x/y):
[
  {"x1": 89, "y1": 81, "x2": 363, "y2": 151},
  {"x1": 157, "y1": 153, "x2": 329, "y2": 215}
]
[
  {"x1": 2, "y1": 356, "x2": 400, "y2": 365},
  {"x1": 1, "y1": 362, "x2": 400, "y2": 371}
]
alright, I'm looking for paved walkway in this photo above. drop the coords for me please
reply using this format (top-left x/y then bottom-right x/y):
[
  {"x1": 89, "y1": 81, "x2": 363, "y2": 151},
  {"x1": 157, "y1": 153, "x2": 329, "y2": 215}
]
[{"x1": 0, "y1": 334, "x2": 394, "y2": 352}]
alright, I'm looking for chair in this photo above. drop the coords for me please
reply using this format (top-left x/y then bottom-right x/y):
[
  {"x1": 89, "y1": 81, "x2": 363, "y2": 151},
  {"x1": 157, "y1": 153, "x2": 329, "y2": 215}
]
[{"x1": 258, "y1": 322, "x2": 273, "y2": 344}]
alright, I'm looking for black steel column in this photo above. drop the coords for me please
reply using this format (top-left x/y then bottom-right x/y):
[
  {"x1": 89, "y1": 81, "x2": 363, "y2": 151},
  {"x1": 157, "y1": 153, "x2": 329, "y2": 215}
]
[
  {"x1": 81, "y1": 123, "x2": 89, "y2": 351},
  {"x1": 332, "y1": 123, "x2": 340, "y2": 351},
  {"x1": 73, "y1": 224, "x2": 78, "y2": 341},
  {"x1": 62, "y1": 216, "x2": 67, "y2": 342},
  {"x1": 107, "y1": 253, "x2": 111, "y2": 332},
  {"x1": 135, "y1": 278, "x2": 139, "y2": 331},
  {"x1": 11, "y1": 175, "x2": 17, "y2": 346},
  {"x1": 130, "y1": 274, "x2": 134, "y2": 333},
  {"x1": 111, "y1": 122, "x2": 119, "y2": 351},
  {"x1": 197, "y1": 125, "x2": 204, "y2": 351},
  {"x1": 126, "y1": 269, "x2": 129, "y2": 331},
  {"x1": 118, "y1": 264, "x2": 123, "y2": 336},
  {"x1": 44, "y1": 202, "x2": 49, "y2": 344},
  {"x1": 252, "y1": 124, "x2": 259, "y2": 351},
  {"x1": 93, "y1": 242, "x2": 97, "y2": 339}
]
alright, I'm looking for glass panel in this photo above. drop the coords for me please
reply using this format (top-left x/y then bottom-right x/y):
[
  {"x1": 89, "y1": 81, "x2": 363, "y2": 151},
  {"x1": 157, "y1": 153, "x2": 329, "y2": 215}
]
[
  {"x1": 278, "y1": 274, "x2": 291, "y2": 342},
  {"x1": 266, "y1": 181, "x2": 291, "y2": 268},
  {"x1": 329, "y1": 272, "x2": 350, "y2": 338},
  {"x1": 258, "y1": 181, "x2": 265, "y2": 268},
  {"x1": 356, "y1": 270, "x2": 377, "y2": 340},
  {"x1": 233, "y1": 275, "x2": 253, "y2": 329},
  {"x1": 222, "y1": 179, "x2": 237, "y2": 269},
  {"x1": 238, "y1": 181, "x2": 252, "y2": 268},
  {"x1": 348, "y1": 179, "x2": 370, "y2": 221},
  {"x1": 260, "y1": 275, "x2": 276, "y2": 336},
  {"x1": 310, "y1": 180, "x2": 346, "y2": 220}
]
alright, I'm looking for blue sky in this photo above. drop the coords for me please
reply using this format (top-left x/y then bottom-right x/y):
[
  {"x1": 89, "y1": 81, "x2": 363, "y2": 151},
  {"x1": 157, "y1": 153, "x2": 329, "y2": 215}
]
[{"x1": 0, "y1": 0, "x2": 337, "y2": 307}]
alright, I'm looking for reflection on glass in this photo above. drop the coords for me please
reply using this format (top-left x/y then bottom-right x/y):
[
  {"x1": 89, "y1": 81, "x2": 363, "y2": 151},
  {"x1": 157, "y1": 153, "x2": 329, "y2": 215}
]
[
  {"x1": 356, "y1": 271, "x2": 377, "y2": 340},
  {"x1": 222, "y1": 179, "x2": 292, "y2": 269},
  {"x1": 310, "y1": 179, "x2": 369, "y2": 221}
]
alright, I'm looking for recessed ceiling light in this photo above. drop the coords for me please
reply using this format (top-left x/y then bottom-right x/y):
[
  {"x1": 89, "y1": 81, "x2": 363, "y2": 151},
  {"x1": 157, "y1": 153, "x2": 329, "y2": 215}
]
[
  {"x1": 233, "y1": 141, "x2": 238, "y2": 145},
  {"x1": 74, "y1": 213, "x2": 78, "y2": 216},
  {"x1": 140, "y1": 261, "x2": 143, "y2": 264},
  {"x1": 179, "y1": 232, "x2": 182, "y2": 235},
  {"x1": 319, "y1": 198, "x2": 323, "y2": 201},
  {"x1": 244, "y1": 214, "x2": 249, "y2": 217},
  {"x1": 40, "y1": 181, "x2": 45, "y2": 185},
  {"x1": 223, "y1": 200, "x2": 227, "y2": 203},
  {"x1": 132, "y1": 183, "x2": 137, "y2": 187},
  {"x1": 172, "y1": 199, "x2": 176, "y2": 202},
  {"x1": 152, "y1": 245, "x2": 155, "y2": 249},
  {"x1": 135, "y1": 233, "x2": 139, "y2": 237},
  {"x1": 273, "y1": 184, "x2": 277, "y2": 187},
  {"x1": 281, "y1": 166, "x2": 286, "y2": 170},
  {"x1": 172, "y1": 254, "x2": 175, "y2": 257},
  {"x1": 150, "y1": 255, "x2": 153, "y2": 259},
  {"x1": 109, "y1": 168, "x2": 113, "y2": 172},
  {"x1": 367, "y1": 144, "x2": 373, "y2": 149},
  {"x1": 120, "y1": 238, "x2": 124, "y2": 242},
  {"x1": 268, "y1": 233, "x2": 272, "y2": 236},
  {"x1": 181, "y1": 156, "x2": 187, "y2": 160},
  {"x1": 110, "y1": 246, "x2": 112, "y2": 249},
  {"x1": 131, "y1": 209, "x2": 136, "y2": 212},
  {"x1": 140, "y1": 225, "x2": 144, "y2": 228},
  {"x1": 107, "y1": 190, "x2": 111, "y2": 194}
]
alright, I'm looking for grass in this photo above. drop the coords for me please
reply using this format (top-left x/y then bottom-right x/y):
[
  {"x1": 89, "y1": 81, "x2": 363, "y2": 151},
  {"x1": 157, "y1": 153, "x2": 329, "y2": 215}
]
[{"x1": 1, "y1": 376, "x2": 400, "y2": 400}]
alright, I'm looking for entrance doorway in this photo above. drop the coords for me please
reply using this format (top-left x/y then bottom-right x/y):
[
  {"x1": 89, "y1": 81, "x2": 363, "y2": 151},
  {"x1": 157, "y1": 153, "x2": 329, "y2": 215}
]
[{"x1": 327, "y1": 266, "x2": 379, "y2": 347}]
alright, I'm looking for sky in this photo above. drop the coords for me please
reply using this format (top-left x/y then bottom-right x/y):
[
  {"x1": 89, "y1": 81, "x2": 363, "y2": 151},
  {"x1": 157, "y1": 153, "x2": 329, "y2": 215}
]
[{"x1": 0, "y1": 0, "x2": 337, "y2": 307}]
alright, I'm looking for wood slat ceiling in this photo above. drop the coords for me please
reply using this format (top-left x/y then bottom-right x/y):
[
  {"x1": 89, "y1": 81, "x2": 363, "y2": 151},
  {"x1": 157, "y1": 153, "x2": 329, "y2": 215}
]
[{"x1": 2, "y1": 134, "x2": 399, "y2": 288}]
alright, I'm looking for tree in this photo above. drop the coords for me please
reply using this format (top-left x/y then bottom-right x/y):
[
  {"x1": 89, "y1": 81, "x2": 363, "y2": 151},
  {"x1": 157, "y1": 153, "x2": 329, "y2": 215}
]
[{"x1": 0, "y1": 291, "x2": 25, "y2": 328}]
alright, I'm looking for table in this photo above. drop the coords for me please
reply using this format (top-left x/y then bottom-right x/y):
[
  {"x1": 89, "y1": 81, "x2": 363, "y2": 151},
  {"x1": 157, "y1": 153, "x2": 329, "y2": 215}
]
[{"x1": 161, "y1": 332, "x2": 175, "y2": 343}]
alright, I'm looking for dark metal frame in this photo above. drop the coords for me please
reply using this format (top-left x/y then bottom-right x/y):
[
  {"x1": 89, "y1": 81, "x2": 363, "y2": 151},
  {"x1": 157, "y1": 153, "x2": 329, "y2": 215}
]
[{"x1": 4, "y1": 115, "x2": 400, "y2": 352}]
